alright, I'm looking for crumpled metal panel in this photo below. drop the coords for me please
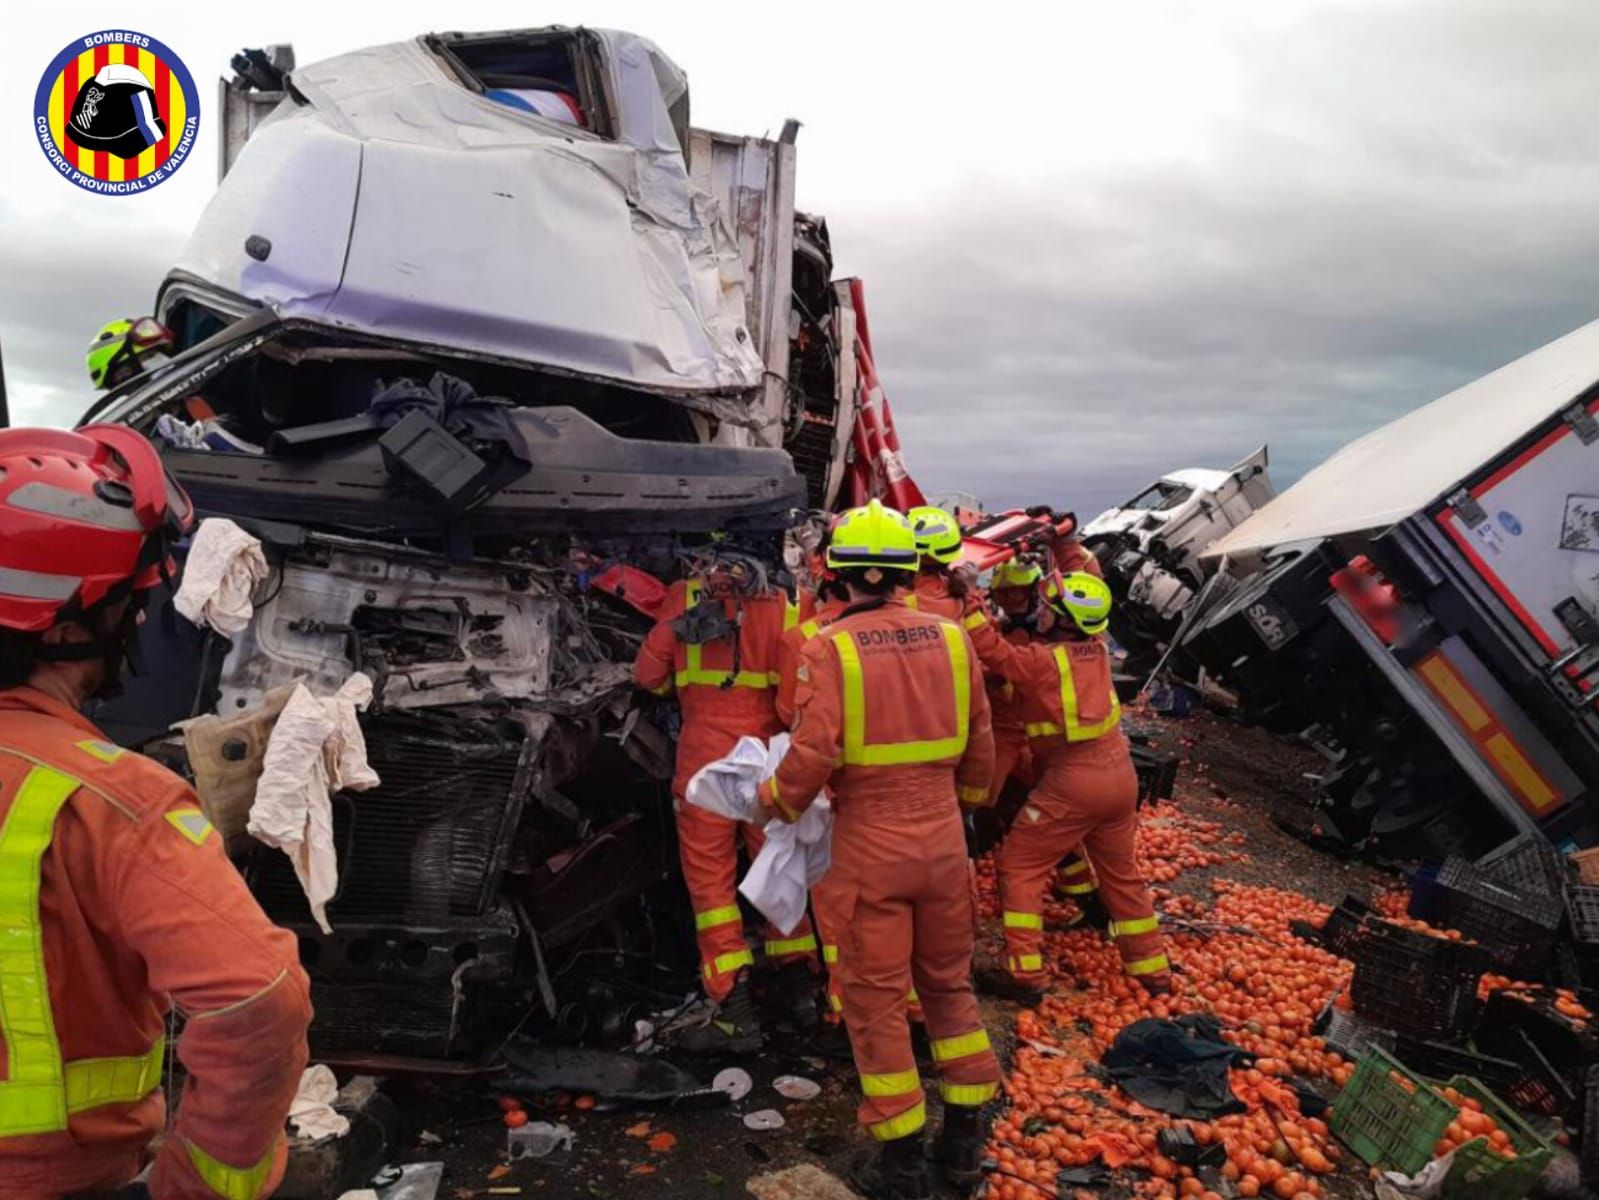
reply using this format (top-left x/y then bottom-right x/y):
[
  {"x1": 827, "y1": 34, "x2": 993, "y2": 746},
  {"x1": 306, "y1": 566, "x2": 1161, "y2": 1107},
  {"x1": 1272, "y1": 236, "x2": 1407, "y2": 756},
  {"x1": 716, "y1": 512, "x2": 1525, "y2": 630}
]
[
  {"x1": 214, "y1": 544, "x2": 555, "y2": 713},
  {"x1": 171, "y1": 31, "x2": 769, "y2": 405}
]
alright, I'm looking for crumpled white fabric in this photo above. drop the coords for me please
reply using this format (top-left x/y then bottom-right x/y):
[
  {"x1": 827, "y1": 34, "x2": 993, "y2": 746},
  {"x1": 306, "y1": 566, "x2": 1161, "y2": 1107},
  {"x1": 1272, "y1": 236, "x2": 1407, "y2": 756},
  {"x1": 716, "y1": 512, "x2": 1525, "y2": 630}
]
[
  {"x1": 248, "y1": 674, "x2": 380, "y2": 933},
  {"x1": 685, "y1": 735, "x2": 833, "y2": 933},
  {"x1": 288, "y1": 1064, "x2": 350, "y2": 1142},
  {"x1": 173, "y1": 518, "x2": 269, "y2": 636}
]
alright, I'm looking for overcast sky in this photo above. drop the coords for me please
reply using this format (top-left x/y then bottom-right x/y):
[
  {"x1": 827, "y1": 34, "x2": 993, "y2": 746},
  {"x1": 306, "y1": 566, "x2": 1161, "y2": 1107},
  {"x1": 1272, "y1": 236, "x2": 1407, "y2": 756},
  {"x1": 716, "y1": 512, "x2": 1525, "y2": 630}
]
[{"x1": 5, "y1": 1, "x2": 1599, "y2": 517}]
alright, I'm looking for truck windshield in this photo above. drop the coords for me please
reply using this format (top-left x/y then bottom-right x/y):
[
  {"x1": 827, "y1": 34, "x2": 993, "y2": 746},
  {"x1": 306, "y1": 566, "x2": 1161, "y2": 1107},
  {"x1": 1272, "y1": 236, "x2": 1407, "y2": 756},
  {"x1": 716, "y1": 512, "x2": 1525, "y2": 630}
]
[{"x1": 1126, "y1": 482, "x2": 1194, "y2": 511}]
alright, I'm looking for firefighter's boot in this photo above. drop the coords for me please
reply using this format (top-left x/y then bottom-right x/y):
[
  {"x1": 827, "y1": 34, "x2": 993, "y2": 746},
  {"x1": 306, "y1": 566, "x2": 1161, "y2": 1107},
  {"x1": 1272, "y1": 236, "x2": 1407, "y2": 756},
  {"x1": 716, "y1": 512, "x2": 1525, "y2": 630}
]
[
  {"x1": 848, "y1": 1132, "x2": 932, "y2": 1200},
  {"x1": 934, "y1": 1103, "x2": 989, "y2": 1188},
  {"x1": 770, "y1": 959, "x2": 821, "y2": 1030},
  {"x1": 680, "y1": 973, "x2": 763, "y2": 1054}
]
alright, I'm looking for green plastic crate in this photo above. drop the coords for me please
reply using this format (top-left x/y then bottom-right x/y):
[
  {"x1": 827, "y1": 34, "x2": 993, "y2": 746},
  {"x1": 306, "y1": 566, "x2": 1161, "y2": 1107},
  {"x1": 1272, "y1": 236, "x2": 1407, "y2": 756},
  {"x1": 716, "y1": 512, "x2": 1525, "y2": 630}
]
[
  {"x1": 1438, "y1": 1076, "x2": 1553, "y2": 1200},
  {"x1": 1331, "y1": 1048, "x2": 1455, "y2": 1175}
]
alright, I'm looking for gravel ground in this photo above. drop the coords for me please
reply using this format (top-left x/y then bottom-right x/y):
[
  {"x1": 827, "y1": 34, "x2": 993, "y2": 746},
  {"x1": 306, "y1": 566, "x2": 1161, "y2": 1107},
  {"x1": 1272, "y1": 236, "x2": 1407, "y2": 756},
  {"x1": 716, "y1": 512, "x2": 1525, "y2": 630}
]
[{"x1": 347, "y1": 708, "x2": 1404, "y2": 1200}]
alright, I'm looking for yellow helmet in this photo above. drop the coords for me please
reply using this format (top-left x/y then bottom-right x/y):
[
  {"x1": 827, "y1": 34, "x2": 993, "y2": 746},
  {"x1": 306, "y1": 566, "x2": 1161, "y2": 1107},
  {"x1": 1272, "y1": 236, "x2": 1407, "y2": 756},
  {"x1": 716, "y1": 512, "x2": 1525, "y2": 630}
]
[
  {"x1": 1042, "y1": 570, "x2": 1113, "y2": 635},
  {"x1": 826, "y1": 500, "x2": 919, "y2": 573},
  {"x1": 908, "y1": 505, "x2": 962, "y2": 565},
  {"x1": 993, "y1": 559, "x2": 1043, "y2": 590}
]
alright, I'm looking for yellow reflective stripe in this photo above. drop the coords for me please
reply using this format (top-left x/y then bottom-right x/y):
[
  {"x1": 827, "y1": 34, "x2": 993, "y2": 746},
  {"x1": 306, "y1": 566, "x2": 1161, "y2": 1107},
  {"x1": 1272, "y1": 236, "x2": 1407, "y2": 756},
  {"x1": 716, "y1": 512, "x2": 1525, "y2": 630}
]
[
  {"x1": 702, "y1": 948, "x2": 755, "y2": 980},
  {"x1": 1061, "y1": 857, "x2": 1092, "y2": 877},
  {"x1": 0, "y1": 764, "x2": 80, "y2": 1136},
  {"x1": 800, "y1": 619, "x2": 821, "y2": 638},
  {"x1": 1126, "y1": 953, "x2": 1171, "y2": 977},
  {"x1": 1025, "y1": 722, "x2": 1062, "y2": 737},
  {"x1": 768, "y1": 777, "x2": 801, "y2": 823},
  {"x1": 861, "y1": 1068, "x2": 922, "y2": 1098},
  {"x1": 186, "y1": 1137, "x2": 279, "y2": 1200},
  {"x1": 765, "y1": 934, "x2": 818, "y2": 958},
  {"x1": 1008, "y1": 954, "x2": 1044, "y2": 973},
  {"x1": 904, "y1": 593, "x2": 921, "y2": 611},
  {"x1": 1059, "y1": 882, "x2": 1097, "y2": 895},
  {"x1": 695, "y1": 905, "x2": 742, "y2": 932},
  {"x1": 941, "y1": 1080, "x2": 999, "y2": 1106},
  {"x1": 1003, "y1": 911, "x2": 1043, "y2": 930},
  {"x1": 648, "y1": 681, "x2": 672, "y2": 697},
  {"x1": 829, "y1": 992, "x2": 844, "y2": 1013},
  {"x1": 931, "y1": 1028, "x2": 992, "y2": 1064},
  {"x1": 64, "y1": 1037, "x2": 165, "y2": 1114},
  {"x1": 963, "y1": 610, "x2": 988, "y2": 631},
  {"x1": 832, "y1": 625, "x2": 971, "y2": 767},
  {"x1": 822, "y1": 944, "x2": 840, "y2": 964},
  {"x1": 1054, "y1": 645, "x2": 1121, "y2": 742},
  {"x1": 958, "y1": 785, "x2": 987, "y2": 807},
  {"x1": 74, "y1": 738, "x2": 125, "y2": 764},
  {"x1": 1110, "y1": 916, "x2": 1160, "y2": 937},
  {"x1": 906, "y1": 988, "x2": 920, "y2": 1004},
  {"x1": 870, "y1": 1099, "x2": 928, "y2": 1141},
  {"x1": 675, "y1": 668, "x2": 776, "y2": 689},
  {"x1": 784, "y1": 598, "x2": 801, "y2": 632}
]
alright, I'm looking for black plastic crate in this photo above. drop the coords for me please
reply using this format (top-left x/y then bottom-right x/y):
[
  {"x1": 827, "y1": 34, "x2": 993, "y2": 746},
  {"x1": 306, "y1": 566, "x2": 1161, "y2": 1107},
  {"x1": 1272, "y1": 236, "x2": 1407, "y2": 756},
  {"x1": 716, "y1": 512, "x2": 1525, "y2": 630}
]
[
  {"x1": 1473, "y1": 990, "x2": 1591, "y2": 1118},
  {"x1": 1132, "y1": 744, "x2": 1179, "y2": 805},
  {"x1": 1321, "y1": 896, "x2": 1374, "y2": 959},
  {"x1": 1568, "y1": 886, "x2": 1599, "y2": 991},
  {"x1": 1392, "y1": 1036, "x2": 1525, "y2": 1095},
  {"x1": 1436, "y1": 856, "x2": 1562, "y2": 978},
  {"x1": 1348, "y1": 918, "x2": 1485, "y2": 1041},
  {"x1": 1477, "y1": 832, "x2": 1569, "y2": 898}
]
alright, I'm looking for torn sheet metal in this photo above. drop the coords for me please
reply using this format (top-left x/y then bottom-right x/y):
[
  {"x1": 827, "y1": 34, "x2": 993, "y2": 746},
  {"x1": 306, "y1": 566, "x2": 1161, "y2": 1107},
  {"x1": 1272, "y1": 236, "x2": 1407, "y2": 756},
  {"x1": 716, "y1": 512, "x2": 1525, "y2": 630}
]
[{"x1": 173, "y1": 31, "x2": 767, "y2": 402}]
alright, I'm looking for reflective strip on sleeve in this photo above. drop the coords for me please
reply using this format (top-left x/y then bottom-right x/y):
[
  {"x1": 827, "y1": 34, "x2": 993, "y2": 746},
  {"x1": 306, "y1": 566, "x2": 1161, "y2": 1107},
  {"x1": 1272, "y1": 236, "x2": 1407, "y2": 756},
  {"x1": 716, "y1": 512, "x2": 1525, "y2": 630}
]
[
  {"x1": 186, "y1": 1137, "x2": 279, "y2": 1200},
  {"x1": 694, "y1": 905, "x2": 743, "y2": 932},
  {"x1": 64, "y1": 1037, "x2": 165, "y2": 1114},
  {"x1": 1110, "y1": 915, "x2": 1160, "y2": 938},
  {"x1": 957, "y1": 784, "x2": 987, "y2": 807},
  {"x1": 800, "y1": 619, "x2": 821, "y2": 639},
  {"x1": 870, "y1": 1098, "x2": 928, "y2": 1141},
  {"x1": 829, "y1": 992, "x2": 844, "y2": 1013},
  {"x1": 1125, "y1": 952, "x2": 1172, "y2": 977},
  {"x1": 1007, "y1": 954, "x2": 1044, "y2": 974},
  {"x1": 74, "y1": 738, "x2": 125, "y2": 764},
  {"x1": 0, "y1": 765, "x2": 80, "y2": 1136},
  {"x1": 1002, "y1": 910, "x2": 1043, "y2": 931},
  {"x1": 963, "y1": 610, "x2": 988, "y2": 631},
  {"x1": 930, "y1": 1028, "x2": 992, "y2": 1064},
  {"x1": 702, "y1": 948, "x2": 755, "y2": 980},
  {"x1": 767, "y1": 777, "x2": 801, "y2": 823},
  {"x1": 860, "y1": 1068, "x2": 922, "y2": 1098},
  {"x1": 1054, "y1": 645, "x2": 1122, "y2": 742},
  {"x1": 941, "y1": 1080, "x2": 999, "y2": 1107},
  {"x1": 832, "y1": 623, "x2": 971, "y2": 767},
  {"x1": 822, "y1": 944, "x2": 839, "y2": 964},
  {"x1": 764, "y1": 934, "x2": 818, "y2": 958}
]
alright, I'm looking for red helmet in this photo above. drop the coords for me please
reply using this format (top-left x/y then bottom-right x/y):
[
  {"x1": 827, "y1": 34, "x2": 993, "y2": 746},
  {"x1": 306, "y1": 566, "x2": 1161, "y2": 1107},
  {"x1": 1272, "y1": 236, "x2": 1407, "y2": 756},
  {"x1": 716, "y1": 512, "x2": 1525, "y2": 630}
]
[{"x1": 0, "y1": 425, "x2": 194, "y2": 633}]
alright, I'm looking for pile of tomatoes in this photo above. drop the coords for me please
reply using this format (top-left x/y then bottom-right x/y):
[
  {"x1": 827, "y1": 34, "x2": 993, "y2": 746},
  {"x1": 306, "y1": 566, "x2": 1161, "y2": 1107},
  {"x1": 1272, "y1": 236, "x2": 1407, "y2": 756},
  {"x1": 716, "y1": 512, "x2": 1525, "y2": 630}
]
[{"x1": 1431, "y1": 1085, "x2": 1518, "y2": 1160}]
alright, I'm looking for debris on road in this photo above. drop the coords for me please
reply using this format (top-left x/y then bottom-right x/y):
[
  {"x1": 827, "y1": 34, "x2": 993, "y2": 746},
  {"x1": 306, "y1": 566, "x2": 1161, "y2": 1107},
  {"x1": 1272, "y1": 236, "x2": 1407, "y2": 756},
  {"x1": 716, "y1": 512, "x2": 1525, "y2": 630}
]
[
  {"x1": 505, "y1": 1122, "x2": 575, "y2": 1161},
  {"x1": 743, "y1": 1110, "x2": 787, "y2": 1132},
  {"x1": 772, "y1": 1076, "x2": 822, "y2": 1102}
]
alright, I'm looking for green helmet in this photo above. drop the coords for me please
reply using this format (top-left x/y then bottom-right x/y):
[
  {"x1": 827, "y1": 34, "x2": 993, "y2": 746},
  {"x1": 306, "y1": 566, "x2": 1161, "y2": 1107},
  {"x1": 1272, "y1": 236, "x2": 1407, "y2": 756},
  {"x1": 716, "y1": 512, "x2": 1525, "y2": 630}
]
[{"x1": 87, "y1": 317, "x2": 174, "y2": 389}]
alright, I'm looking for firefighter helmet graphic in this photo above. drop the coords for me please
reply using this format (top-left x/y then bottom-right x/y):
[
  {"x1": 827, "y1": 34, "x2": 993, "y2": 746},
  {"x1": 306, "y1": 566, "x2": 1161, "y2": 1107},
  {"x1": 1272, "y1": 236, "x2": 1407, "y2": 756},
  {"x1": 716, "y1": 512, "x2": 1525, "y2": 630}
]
[
  {"x1": 66, "y1": 64, "x2": 167, "y2": 160},
  {"x1": 34, "y1": 32, "x2": 201, "y2": 194}
]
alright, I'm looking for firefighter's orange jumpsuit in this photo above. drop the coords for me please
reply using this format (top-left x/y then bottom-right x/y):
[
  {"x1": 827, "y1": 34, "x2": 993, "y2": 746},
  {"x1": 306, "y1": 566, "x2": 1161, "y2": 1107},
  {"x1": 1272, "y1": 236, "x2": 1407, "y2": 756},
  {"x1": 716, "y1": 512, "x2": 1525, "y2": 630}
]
[
  {"x1": 0, "y1": 688, "x2": 312, "y2": 1200},
  {"x1": 634, "y1": 578, "x2": 817, "y2": 1001},
  {"x1": 759, "y1": 599, "x2": 1001, "y2": 1141},
  {"x1": 964, "y1": 610, "x2": 1170, "y2": 989},
  {"x1": 910, "y1": 571, "x2": 965, "y2": 621}
]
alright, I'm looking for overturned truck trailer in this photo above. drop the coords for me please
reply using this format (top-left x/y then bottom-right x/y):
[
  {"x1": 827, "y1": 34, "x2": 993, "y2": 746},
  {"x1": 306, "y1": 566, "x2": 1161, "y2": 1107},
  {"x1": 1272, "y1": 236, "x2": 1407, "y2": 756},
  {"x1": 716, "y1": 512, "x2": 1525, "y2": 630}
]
[
  {"x1": 80, "y1": 27, "x2": 912, "y2": 1060},
  {"x1": 1188, "y1": 318, "x2": 1599, "y2": 855}
]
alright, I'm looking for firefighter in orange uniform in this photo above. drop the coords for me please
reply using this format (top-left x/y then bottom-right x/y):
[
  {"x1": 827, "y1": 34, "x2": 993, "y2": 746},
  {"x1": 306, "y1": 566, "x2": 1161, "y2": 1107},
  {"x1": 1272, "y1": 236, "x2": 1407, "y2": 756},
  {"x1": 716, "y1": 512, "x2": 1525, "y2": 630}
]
[
  {"x1": 634, "y1": 566, "x2": 819, "y2": 1050},
  {"x1": 0, "y1": 427, "x2": 312, "y2": 1200},
  {"x1": 964, "y1": 570, "x2": 1171, "y2": 1005},
  {"x1": 756, "y1": 501, "x2": 1000, "y2": 1198},
  {"x1": 906, "y1": 505, "x2": 968, "y2": 620}
]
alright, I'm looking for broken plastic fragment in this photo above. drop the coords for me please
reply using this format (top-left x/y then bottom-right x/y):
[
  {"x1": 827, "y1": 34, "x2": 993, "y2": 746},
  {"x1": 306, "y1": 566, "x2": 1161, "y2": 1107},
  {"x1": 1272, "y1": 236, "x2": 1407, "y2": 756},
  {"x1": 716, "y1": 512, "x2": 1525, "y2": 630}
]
[
  {"x1": 743, "y1": 1110, "x2": 786, "y2": 1131},
  {"x1": 712, "y1": 1066, "x2": 753, "y2": 1101},
  {"x1": 772, "y1": 1075, "x2": 820, "y2": 1101},
  {"x1": 506, "y1": 1122, "x2": 576, "y2": 1160}
]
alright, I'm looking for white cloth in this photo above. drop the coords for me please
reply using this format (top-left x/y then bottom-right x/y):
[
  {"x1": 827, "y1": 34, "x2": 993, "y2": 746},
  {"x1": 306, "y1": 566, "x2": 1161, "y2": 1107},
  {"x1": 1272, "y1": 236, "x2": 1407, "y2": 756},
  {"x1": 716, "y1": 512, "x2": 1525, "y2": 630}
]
[
  {"x1": 686, "y1": 735, "x2": 833, "y2": 933},
  {"x1": 174, "y1": 518, "x2": 269, "y2": 636},
  {"x1": 248, "y1": 674, "x2": 380, "y2": 933},
  {"x1": 288, "y1": 1064, "x2": 350, "y2": 1142}
]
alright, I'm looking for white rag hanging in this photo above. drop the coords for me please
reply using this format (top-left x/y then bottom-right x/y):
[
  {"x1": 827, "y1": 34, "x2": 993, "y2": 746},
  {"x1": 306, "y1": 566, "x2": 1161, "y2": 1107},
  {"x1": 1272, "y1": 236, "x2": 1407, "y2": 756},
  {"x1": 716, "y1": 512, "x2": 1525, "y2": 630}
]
[
  {"x1": 288, "y1": 1064, "x2": 350, "y2": 1142},
  {"x1": 248, "y1": 674, "x2": 380, "y2": 933},
  {"x1": 173, "y1": 518, "x2": 269, "y2": 636},
  {"x1": 685, "y1": 735, "x2": 833, "y2": 934}
]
